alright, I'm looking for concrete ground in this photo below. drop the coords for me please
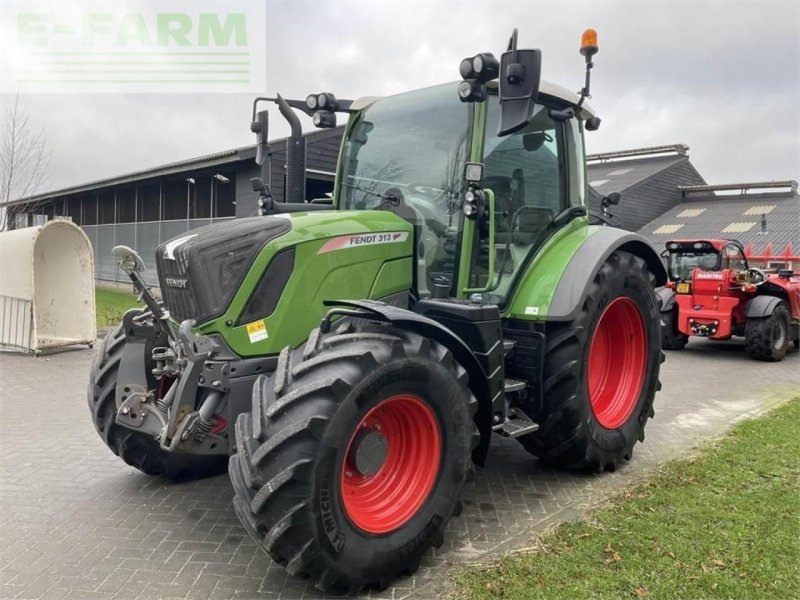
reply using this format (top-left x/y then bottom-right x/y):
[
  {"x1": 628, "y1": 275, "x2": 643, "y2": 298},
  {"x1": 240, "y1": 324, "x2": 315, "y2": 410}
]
[{"x1": 0, "y1": 338, "x2": 797, "y2": 600}]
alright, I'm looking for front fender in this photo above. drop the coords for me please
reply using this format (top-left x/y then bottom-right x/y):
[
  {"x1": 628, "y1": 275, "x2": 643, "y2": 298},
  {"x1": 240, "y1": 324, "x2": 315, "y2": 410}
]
[
  {"x1": 506, "y1": 223, "x2": 667, "y2": 322},
  {"x1": 656, "y1": 287, "x2": 677, "y2": 312},
  {"x1": 322, "y1": 299, "x2": 493, "y2": 465},
  {"x1": 745, "y1": 295, "x2": 783, "y2": 318}
]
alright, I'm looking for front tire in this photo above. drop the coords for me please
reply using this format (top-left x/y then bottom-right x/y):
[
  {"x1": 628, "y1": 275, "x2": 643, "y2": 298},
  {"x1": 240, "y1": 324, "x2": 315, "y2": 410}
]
[
  {"x1": 744, "y1": 302, "x2": 791, "y2": 361},
  {"x1": 661, "y1": 306, "x2": 688, "y2": 350},
  {"x1": 518, "y1": 250, "x2": 662, "y2": 471},
  {"x1": 87, "y1": 320, "x2": 228, "y2": 480},
  {"x1": 229, "y1": 322, "x2": 476, "y2": 595}
]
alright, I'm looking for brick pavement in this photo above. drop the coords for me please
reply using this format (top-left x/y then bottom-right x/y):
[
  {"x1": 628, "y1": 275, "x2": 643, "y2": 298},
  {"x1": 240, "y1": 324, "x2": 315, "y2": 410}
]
[{"x1": 0, "y1": 339, "x2": 797, "y2": 600}]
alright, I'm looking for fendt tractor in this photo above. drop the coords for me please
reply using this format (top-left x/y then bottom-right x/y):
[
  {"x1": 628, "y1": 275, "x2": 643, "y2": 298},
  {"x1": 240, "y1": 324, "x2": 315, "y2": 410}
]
[
  {"x1": 89, "y1": 30, "x2": 668, "y2": 593},
  {"x1": 658, "y1": 238, "x2": 800, "y2": 361}
]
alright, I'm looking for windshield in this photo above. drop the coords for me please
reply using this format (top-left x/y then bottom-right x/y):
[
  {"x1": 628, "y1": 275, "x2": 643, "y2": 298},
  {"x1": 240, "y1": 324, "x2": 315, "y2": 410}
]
[
  {"x1": 668, "y1": 251, "x2": 721, "y2": 281},
  {"x1": 339, "y1": 83, "x2": 470, "y2": 296}
]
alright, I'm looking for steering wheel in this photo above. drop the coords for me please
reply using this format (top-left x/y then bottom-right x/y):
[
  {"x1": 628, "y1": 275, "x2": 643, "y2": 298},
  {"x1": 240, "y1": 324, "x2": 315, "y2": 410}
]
[{"x1": 747, "y1": 267, "x2": 768, "y2": 285}]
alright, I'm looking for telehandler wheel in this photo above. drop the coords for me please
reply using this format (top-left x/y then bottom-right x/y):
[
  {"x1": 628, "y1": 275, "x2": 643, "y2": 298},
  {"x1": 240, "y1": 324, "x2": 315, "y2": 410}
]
[
  {"x1": 518, "y1": 250, "x2": 662, "y2": 472},
  {"x1": 229, "y1": 322, "x2": 477, "y2": 595},
  {"x1": 744, "y1": 302, "x2": 791, "y2": 362},
  {"x1": 661, "y1": 306, "x2": 688, "y2": 350},
  {"x1": 87, "y1": 321, "x2": 228, "y2": 480}
]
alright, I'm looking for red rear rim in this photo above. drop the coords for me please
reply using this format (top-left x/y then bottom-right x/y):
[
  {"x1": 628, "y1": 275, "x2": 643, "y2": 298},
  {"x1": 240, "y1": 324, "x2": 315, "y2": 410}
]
[
  {"x1": 587, "y1": 297, "x2": 647, "y2": 429},
  {"x1": 340, "y1": 394, "x2": 442, "y2": 534}
]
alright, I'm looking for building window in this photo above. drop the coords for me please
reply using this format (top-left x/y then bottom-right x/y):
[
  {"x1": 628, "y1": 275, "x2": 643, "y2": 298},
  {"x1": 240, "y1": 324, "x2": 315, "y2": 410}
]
[
  {"x1": 98, "y1": 191, "x2": 115, "y2": 224},
  {"x1": 189, "y1": 176, "x2": 211, "y2": 219},
  {"x1": 116, "y1": 186, "x2": 136, "y2": 223},
  {"x1": 83, "y1": 195, "x2": 98, "y2": 225},
  {"x1": 65, "y1": 197, "x2": 82, "y2": 225},
  {"x1": 137, "y1": 183, "x2": 160, "y2": 222},
  {"x1": 163, "y1": 180, "x2": 188, "y2": 220},
  {"x1": 15, "y1": 213, "x2": 30, "y2": 228}
]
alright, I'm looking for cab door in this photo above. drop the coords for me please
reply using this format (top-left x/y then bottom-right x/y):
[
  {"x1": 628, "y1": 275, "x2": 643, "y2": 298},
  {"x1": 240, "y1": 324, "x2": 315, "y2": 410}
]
[{"x1": 457, "y1": 93, "x2": 573, "y2": 302}]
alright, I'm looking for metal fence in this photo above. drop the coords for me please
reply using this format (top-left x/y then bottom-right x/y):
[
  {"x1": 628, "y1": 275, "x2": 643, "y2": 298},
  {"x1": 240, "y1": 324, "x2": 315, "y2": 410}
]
[
  {"x1": 0, "y1": 295, "x2": 34, "y2": 353},
  {"x1": 82, "y1": 217, "x2": 235, "y2": 287}
]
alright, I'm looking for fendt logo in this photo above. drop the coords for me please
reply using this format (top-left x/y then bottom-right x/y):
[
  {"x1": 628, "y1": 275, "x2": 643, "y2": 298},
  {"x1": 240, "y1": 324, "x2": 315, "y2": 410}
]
[
  {"x1": 2, "y1": 0, "x2": 266, "y2": 93},
  {"x1": 165, "y1": 277, "x2": 189, "y2": 289}
]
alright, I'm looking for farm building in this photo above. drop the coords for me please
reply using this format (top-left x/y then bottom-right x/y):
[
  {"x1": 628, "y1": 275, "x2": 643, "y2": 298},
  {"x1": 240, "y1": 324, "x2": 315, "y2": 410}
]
[
  {"x1": 586, "y1": 144, "x2": 706, "y2": 231},
  {"x1": 639, "y1": 180, "x2": 800, "y2": 269}
]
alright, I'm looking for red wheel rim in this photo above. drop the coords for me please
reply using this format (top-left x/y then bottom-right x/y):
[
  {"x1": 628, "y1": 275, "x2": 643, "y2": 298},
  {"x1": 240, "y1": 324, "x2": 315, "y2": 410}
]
[
  {"x1": 340, "y1": 394, "x2": 441, "y2": 534},
  {"x1": 587, "y1": 297, "x2": 647, "y2": 429}
]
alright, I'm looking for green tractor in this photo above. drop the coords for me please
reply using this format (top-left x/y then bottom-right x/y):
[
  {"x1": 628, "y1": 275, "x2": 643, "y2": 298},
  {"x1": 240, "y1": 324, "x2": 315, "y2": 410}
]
[{"x1": 89, "y1": 29, "x2": 665, "y2": 594}]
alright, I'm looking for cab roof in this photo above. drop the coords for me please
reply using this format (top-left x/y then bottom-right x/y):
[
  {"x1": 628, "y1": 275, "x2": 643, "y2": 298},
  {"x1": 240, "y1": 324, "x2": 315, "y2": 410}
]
[
  {"x1": 351, "y1": 79, "x2": 596, "y2": 119},
  {"x1": 666, "y1": 239, "x2": 740, "y2": 252}
]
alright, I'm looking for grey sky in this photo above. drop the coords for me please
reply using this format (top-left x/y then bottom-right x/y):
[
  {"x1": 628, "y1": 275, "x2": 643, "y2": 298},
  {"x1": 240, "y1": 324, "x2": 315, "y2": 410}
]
[{"x1": 2, "y1": 0, "x2": 798, "y2": 195}]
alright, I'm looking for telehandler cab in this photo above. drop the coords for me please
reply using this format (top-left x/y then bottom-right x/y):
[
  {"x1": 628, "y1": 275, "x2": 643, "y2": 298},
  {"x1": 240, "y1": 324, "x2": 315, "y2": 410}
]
[{"x1": 89, "y1": 29, "x2": 667, "y2": 593}]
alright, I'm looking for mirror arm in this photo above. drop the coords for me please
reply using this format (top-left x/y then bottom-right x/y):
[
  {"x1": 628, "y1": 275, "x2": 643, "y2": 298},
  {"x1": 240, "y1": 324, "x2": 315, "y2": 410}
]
[{"x1": 552, "y1": 205, "x2": 587, "y2": 228}]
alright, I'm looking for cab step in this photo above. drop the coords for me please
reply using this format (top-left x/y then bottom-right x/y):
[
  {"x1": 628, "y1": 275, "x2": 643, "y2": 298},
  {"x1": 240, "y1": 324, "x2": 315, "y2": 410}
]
[
  {"x1": 498, "y1": 408, "x2": 539, "y2": 438},
  {"x1": 504, "y1": 378, "x2": 526, "y2": 393}
]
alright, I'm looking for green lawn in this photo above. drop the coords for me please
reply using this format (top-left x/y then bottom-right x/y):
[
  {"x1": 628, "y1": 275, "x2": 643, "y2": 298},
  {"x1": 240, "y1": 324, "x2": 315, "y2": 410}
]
[
  {"x1": 453, "y1": 398, "x2": 800, "y2": 599},
  {"x1": 95, "y1": 288, "x2": 141, "y2": 327}
]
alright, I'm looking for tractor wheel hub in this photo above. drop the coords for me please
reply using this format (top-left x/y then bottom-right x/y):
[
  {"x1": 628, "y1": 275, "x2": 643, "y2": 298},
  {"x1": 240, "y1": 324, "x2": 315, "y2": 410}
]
[{"x1": 350, "y1": 429, "x2": 389, "y2": 477}]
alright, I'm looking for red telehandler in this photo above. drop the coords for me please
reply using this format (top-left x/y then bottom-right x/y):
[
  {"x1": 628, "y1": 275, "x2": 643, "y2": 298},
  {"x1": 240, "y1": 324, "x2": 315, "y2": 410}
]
[{"x1": 657, "y1": 239, "x2": 800, "y2": 361}]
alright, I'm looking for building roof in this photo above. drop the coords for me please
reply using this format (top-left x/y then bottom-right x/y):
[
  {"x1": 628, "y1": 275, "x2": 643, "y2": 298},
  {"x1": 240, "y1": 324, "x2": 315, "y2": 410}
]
[
  {"x1": 638, "y1": 182, "x2": 800, "y2": 255},
  {"x1": 586, "y1": 144, "x2": 695, "y2": 197},
  {"x1": 7, "y1": 126, "x2": 345, "y2": 207}
]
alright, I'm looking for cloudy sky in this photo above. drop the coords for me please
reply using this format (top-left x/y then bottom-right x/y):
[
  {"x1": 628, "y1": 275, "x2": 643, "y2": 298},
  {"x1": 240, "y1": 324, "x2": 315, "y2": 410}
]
[{"x1": 1, "y1": 0, "x2": 798, "y2": 194}]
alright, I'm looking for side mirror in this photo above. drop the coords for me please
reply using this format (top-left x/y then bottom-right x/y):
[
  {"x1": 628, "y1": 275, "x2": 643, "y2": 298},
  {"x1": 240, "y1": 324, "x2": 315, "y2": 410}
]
[
  {"x1": 251, "y1": 109, "x2": 269, "y2": 166},
  {"x1": 498, "y1": 29, "x2": 542, "y2": 136},
  {"x1": 603, "y1": 192, "x2": 621, "y2": 206}
]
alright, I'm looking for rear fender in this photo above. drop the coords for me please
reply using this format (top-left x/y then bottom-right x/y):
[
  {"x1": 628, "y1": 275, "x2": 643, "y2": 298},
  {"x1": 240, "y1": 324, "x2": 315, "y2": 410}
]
[
  {"x1": 745, "y1": 295, "x2": 784, "y2": 319},
  {"x1": 321, "y1": 299, "x2": 493, "y2": 465},
  {"x1": 508, "y1": 225, "x2": 667, "y2": 322}
]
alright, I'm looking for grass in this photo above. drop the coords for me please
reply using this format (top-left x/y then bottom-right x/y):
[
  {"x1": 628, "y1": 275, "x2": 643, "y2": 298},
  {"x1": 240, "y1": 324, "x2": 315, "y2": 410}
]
[
  {"x1": 453, "y1": 398, "x2": 800, "y2": 600},
  {"x1": 95, "y1": 288, "x2": 141, "y2": 327}
]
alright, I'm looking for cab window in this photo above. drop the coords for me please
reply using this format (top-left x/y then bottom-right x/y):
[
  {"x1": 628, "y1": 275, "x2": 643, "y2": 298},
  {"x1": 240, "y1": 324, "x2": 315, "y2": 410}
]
[{"x1": 723, "y1": 244, "x2": 747, "y2": 271}]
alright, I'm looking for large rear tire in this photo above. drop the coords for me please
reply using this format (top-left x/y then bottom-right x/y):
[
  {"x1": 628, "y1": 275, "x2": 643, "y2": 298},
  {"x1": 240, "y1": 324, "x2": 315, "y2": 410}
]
[
  {"x1": 229, "y1": 321, "x2": 476, "y2": 595},
  {"x1": 87, "y1": 320, "x2": 228, "y2": 480},
  {"x1": 518, "y1": 250, "x2": 662, "y2": 471},
  {"x1": 744, "y1": 302, "x2": 791, "y2": 362}
]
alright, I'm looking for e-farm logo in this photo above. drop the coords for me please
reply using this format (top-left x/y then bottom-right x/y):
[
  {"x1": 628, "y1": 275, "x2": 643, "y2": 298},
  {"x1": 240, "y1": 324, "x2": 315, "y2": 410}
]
[{"x1": 2, "y1": 0, "x2": 266, "y2": 93}]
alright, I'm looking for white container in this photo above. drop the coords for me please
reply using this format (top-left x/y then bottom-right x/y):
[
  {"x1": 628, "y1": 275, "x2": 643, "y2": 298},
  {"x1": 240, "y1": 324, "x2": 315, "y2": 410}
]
[{"x1": 0, "y1": 219, "x2": 96, "y2": 353}]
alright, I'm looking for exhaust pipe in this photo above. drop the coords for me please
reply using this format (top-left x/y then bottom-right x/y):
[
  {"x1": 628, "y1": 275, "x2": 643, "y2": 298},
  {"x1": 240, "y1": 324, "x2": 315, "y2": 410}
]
[{"x1": 276, "y1": 94, "x2": 306, "y2": 203}]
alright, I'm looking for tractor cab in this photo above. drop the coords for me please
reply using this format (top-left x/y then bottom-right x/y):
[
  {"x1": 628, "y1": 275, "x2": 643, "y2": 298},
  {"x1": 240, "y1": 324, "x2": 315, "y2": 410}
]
[{"x1": 335, "y1": 80, "x2": 586, "y2": 303}]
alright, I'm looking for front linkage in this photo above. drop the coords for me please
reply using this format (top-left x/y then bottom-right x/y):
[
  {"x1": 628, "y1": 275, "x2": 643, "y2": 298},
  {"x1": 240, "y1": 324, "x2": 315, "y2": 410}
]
[{"x1": 89, "y1": 246, "x2": 276, "y2": 476}]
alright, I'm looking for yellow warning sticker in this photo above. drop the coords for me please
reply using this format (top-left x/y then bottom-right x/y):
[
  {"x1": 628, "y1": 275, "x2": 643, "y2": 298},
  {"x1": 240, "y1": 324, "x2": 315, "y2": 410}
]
[{"x1": 245, "y1": 320, "x2": 268, "y2": 343}]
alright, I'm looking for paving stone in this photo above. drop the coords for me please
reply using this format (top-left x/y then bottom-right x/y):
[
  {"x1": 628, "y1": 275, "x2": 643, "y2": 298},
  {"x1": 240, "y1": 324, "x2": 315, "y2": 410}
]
[{"x1": 0, "y1": 341, "x2": 796, "y2": 599}]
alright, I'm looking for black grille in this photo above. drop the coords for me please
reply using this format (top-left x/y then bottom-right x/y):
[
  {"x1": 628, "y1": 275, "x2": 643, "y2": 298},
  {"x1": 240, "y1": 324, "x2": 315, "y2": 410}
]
[{"x1": 157, "y1": 251, "x2": 198, "y2": 323}]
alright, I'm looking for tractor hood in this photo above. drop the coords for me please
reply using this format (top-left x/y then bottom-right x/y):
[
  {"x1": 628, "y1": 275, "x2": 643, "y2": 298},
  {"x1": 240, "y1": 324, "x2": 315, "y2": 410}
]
[
  {"x1": 156, "y1": 217, "x2": 292, "y2": 324},
  {"x1": 157, "y1": 211, "x2": 414, "y2": 354}
]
